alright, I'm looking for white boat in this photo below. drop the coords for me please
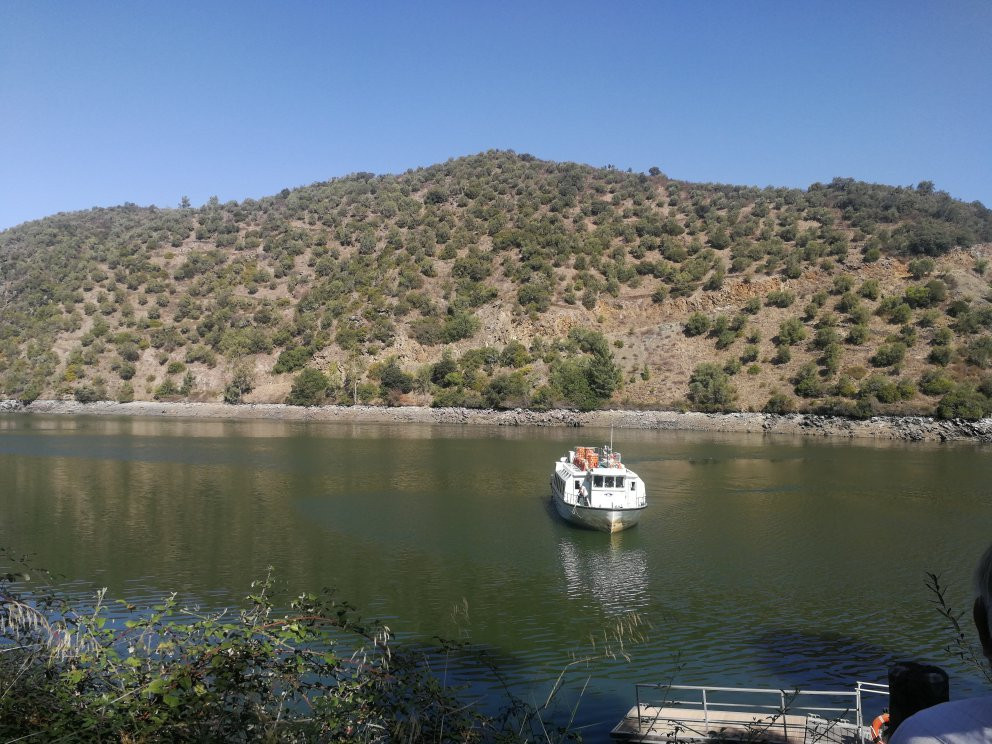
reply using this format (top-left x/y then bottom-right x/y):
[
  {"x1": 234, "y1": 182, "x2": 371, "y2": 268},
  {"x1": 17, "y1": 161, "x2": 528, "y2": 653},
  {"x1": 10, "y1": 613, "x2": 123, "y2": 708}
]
[{"x1": 550, "y1": 445, "x2": 647, "y2": 532}]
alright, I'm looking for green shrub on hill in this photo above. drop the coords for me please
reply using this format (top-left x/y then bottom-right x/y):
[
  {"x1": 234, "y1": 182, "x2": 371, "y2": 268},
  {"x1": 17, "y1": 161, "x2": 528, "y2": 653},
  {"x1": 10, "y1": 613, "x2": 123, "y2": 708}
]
[
  {"x1": 688, "y1": 363, "x2": 737, "y2": 411},
  {"x1": 287, "y1": 368, "x2": 329, "y2": 406}
]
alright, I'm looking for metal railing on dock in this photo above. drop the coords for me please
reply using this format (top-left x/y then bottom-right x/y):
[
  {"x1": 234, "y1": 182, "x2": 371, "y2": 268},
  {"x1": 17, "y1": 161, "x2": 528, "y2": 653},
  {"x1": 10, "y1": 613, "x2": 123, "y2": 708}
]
[{"x1": 612, "y1": 681, "x2": 889, "y2": 743}]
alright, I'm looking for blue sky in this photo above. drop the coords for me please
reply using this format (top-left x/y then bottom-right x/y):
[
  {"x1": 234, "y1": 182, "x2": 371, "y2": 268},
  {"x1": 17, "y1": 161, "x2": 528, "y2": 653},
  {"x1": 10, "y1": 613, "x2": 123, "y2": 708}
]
[{"x1": 2, "y1": 1, "x2": 990, "y2": 230}]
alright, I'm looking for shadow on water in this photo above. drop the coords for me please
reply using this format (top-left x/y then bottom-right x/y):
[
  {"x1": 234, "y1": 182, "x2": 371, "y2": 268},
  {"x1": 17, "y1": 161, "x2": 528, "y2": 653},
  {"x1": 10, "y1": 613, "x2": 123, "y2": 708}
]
[
  {"x1": 409, "y1": 637, "x2": 640, "y2": 739},
  {"x1": 749, "y1": 628, "x2": 897, "y2": 686}
]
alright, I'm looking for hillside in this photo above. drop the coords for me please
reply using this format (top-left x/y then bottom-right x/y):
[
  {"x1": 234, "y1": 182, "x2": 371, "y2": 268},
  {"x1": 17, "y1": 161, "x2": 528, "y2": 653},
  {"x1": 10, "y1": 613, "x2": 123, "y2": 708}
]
[{"x1": 2, "y1": 151, "x2": 992, "y2": 418}]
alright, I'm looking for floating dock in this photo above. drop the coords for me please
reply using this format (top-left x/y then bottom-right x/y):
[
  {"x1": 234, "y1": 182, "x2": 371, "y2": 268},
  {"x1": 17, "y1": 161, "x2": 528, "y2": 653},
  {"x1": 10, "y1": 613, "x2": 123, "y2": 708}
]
[
  {"x1": 611, "y1": 683, "x2": 888, "y2": 743},
  {"x1": 611, "y1": 705, "x2": 860, "y2": 742}
]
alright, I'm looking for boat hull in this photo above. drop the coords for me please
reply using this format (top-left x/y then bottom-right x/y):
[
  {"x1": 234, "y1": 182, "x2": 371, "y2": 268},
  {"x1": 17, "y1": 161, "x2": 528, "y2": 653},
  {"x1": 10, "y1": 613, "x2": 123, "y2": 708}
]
[{"x1": 552, "y1": 490, "x2": 645, "y2": 533}]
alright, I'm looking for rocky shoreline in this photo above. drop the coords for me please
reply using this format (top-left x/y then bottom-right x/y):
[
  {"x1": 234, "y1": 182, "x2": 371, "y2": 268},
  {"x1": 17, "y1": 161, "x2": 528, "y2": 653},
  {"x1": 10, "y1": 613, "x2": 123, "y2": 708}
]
[{"x1": 2, "y1": 399, "x2": 991, "y2": 443}]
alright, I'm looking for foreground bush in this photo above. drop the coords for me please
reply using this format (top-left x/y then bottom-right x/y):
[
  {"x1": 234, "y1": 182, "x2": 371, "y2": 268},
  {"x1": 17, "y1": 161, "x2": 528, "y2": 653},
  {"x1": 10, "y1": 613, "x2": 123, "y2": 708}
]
[{"x1": 0, "y1": 561, "x2": 586, "y2": 742}]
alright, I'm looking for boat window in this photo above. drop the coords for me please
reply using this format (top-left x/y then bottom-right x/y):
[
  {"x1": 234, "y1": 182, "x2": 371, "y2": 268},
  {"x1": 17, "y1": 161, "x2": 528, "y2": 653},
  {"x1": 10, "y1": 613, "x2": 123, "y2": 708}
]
[
  {"x1": 594, "y1": 475, "x2": 603, "y2": 488},
  {"x1": 630, "y1": 481, "x2": 636, "y2": 491},
  {"x1": 604, "y1": 476, "x2": 615, "y2": 488},
  {"x1": 615, "y1": 476, "x2": 624, "y2": 488},
  {"x1": 574, "y1": 480, "x2": 582, "y2": 491}
]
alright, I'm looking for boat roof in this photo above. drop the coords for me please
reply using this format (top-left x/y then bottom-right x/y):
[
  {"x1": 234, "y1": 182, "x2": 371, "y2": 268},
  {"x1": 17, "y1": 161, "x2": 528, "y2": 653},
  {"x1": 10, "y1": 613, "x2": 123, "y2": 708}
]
[{"x1": 558, "y1": 460, "x2": 638, "y2": 477}]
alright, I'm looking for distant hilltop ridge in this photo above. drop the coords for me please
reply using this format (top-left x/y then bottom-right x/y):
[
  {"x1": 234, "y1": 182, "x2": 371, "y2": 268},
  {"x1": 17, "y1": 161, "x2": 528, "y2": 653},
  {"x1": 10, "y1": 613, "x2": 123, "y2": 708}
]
[{"x1": 2, "y1": 151, "x2": 992, "y2": 419}]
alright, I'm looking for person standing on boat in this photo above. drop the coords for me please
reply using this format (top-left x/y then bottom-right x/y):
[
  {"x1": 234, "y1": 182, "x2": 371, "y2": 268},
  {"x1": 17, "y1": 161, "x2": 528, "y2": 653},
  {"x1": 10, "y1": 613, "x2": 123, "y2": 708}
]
[{"x1": 889, "y1": 542, "x2": 992, "y2": 743}]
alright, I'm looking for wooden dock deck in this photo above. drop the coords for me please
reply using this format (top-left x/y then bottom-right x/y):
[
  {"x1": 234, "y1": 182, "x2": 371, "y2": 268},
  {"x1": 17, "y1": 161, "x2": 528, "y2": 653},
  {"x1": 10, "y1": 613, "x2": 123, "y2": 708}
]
[{"x1": 611, "y1": 705, "x2": 864, "y2": 743}]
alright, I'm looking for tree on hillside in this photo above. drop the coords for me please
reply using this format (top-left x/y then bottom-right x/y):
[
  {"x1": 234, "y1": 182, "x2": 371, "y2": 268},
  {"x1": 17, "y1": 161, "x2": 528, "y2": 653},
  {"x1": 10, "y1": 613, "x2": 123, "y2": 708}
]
[
  {"x1": 224, "y1": 364, "x2": 254, "y2": 404},
  {"x1": 378, "y1": 360, "x2": 413, "y2": 399},
  {"x1": 287, "y1": 368, "x2": 328, "y2": 407},
  {"x1": 687, "y1": 363, "x2": 737, "y2": 412}
]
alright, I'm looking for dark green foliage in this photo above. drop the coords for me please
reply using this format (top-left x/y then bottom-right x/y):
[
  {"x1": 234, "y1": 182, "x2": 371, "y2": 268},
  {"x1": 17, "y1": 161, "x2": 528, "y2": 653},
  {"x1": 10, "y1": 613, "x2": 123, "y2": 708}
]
[
  {"x1": 889, "y1": 302, "x2": 913, "y2": 324},
  {"x1": 858, "y1": 374, "x2": 901, "y2": 404},
  {"x1": 765, "y1": 289, "x2": 796, "y2": 308},
  {"x1": 118, "y1": 361, "x2": 136, "y2": 380},
  {"x1": 834, "y1": 375, "x2": 858, "y2": 397},
  {"x1": 683, "y1": 312, "x2": 710, "y2": 337},
  {"x1": 219, "y1": 328, "x2": 272, "y2": 357},
  {"x1": 965, "y1": 335, "x2": 992, "y2": 368},
  {"x1": 870, "y1": 342, "x2": 907, "y2": 367},
  {"x1": 442, "y1": 311, "x2": 480, "y2": 343},
  {"x1": 793, "y1": 362, "x2": 822, "y2": 398},
  {"x1": 847, "y1": 324, "x2": 869, "y2": 345},
  {"x1": 153, "y1": 378, "x2": 179, "y2": 400},
  {"x1": 904, "y1": 280, "x2": 947, "y2": 308},
  {"x1": 379, "y1": 360, "x2": 413, "y2": 397},
  {"x1": 820, "y1": 342, "x2": 842, "y2": 377},
  {"x1": 815, "y1": 397, "x2": 874, "y2": 419},
  {"x1": 185, "y1": 345, "x2": 217, "y2": 367},
  {"x1": 451, "y1": 250, "x2": 492, "y2": 282},
  {"x1": 835, "y1": 291, "x2": 860, "y2": 314},
  {"x1": 687, "y1": 363, "x2": 737, "y2": 411},
  {"x1": 763, "y1": 392, "x2": 795, "y2": 414},
  {"x1": 174, "y1": 249, "x2": 225, "y2": 280},
  {"x1": 0, "y1": 563, "x2": 584, "y2": 742},
  {"x1": 813, "y1": 326, "x2": 840, "y2": 350},
  {"x1": 518, "y1": 282, "x2": 552, "y2": 312},
  {"x1": 287, "y1": 368, "x2": 329, "y2": 406},
  {"x1": 777, "y1": 317, "x2": 807, "y2": 346},
  {"x1": 936, "y1": 385, "x2": 991, "y2": 420},
  {"x1": 551, "y1": 359, "x2": 598, "y2": 411},
  {"x1": 549, "y1": 329, "x2": 621, "y2": 410},
  {"x1": 928, "y1": 345, "x2": 953, "y2": 366},
  {"x1": 896, "y1": 378, "x2": 917, "y2": 400},
  {"x1": 73, "y1": 384, "x2": 102, "y2": 403},
  {"x1": 859, "y1": 279, "x2": 880, "y2": 300},
  {"x1": 953, "y1": 306, "x2": 992, "y2": 335},
  {"x1": 483, "y1": 372, "x2": 527, "y2": 409},
  {"x1": 919, "y1": 369, "x2": 954, "y2": 396},
  {"x1": 908, "y1": 257, "x2": 935, "y2": 279},
  {"x1": 410, "y1": 316, "x2": 445, "y2": 345},
  {"x1": 708, "y1": 226, "x2": 731, "y2": 249},
  {"x1": 708, "y1": 315, "x2": 740, "y2": 350},
  {"x1": 223, "y1": 364, "x2": 255, "y2": 404},
  {"x1": 894, "y1": 220, "x2": 964, "y2": 256},
  {"x1": 273, "y1": 346, "x2": 314, "y2": 374},
  {"x1": 180, "y1": 371, "x2": 195, "y2": 396},
  {"x1": 832, "y1": 275, "x2": 854, "y2": 294},
  {"x1": 772, "y1": 345, "x2": 792, "y2": 365},
  {"x1": 430, "y1": 355, "x2": 458, "y2": 385},
  {"x1": 586, "y1": 349, "x2": 622, "y2": 399},
  {"x1": 500, "y1": 340, "x2": 530, "y2": 368},
  {"x1": 17, "y1": 382, "x2": 41, "y2": 405},
  {"x1": 410, "y1": 311, "x2": 480, "y2": 346}
]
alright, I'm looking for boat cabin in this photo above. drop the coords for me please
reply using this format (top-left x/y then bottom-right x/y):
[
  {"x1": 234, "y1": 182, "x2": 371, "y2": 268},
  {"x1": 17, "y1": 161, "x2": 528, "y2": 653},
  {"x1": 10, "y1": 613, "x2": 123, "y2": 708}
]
[{"x1": 552, "y1": 446, "x2": 646, "y2": 511}]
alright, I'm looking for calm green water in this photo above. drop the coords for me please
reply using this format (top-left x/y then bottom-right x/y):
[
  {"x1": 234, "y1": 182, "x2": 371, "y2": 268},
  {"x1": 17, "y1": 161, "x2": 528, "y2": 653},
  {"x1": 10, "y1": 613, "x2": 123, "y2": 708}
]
[{"x1": 1, "y1": 414, "x2": 990, "y2": 735}]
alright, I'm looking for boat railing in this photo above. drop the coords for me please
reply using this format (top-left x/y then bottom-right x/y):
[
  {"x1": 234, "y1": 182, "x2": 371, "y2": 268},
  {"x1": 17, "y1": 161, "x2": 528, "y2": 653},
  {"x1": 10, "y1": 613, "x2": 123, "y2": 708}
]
[{"x1": 633, "y1": 682, "x2": 888, "y2": 741}]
